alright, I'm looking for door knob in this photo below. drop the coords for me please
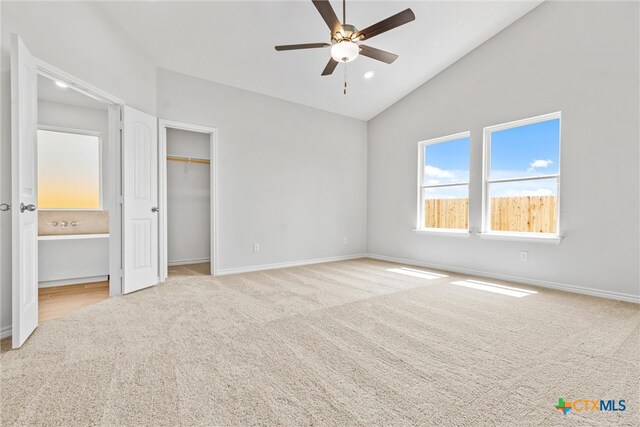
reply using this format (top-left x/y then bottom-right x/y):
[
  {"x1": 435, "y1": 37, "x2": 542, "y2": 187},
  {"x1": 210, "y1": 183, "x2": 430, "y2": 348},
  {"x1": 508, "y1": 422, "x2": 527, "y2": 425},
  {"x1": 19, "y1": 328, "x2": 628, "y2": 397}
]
[
  {"x1": 0, "y1": 203, "x2": 10, "y2": 212},
  {"x1": 151, "y1": 207, "x2": 159, "y2": 213},
  {"x1": 20, "y1": 203, "x2": 36, "y2": 213}
]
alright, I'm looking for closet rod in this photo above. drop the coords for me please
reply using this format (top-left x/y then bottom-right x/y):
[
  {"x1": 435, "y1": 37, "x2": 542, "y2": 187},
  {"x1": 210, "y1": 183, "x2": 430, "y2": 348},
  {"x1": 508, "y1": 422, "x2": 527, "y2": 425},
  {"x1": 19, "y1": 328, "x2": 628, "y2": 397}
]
[{"x1": 167, "y1": 155, "x2": 210, "y2": 165}]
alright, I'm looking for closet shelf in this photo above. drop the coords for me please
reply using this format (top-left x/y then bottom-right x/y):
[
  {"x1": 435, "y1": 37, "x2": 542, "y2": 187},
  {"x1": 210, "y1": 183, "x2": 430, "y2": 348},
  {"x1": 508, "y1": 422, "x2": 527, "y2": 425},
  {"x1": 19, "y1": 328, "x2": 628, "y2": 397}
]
[{"x1": 167, "y1": 154, "x2": 210, "y2": 165}]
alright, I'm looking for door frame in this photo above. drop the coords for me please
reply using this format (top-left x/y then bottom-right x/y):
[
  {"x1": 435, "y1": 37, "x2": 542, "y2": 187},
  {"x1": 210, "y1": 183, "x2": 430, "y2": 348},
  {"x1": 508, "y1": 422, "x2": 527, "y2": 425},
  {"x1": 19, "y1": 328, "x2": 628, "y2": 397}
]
[
  {"x1": 158, "y1": 119, "x2": 218, "y2": 281},
  {"x1": 34, "y1": 58, "x2": 125, "y2": 297}
]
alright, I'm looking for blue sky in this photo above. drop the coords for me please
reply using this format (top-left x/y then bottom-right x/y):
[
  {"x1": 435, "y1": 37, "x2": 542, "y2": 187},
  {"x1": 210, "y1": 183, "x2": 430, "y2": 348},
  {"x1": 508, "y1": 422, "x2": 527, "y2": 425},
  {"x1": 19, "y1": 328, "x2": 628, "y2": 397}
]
[
  {"x1": 490, "y1": 118, "x2": 560, "y2": 179},
  {"x1": 424, "y1": 118, "x2": 560, "y2": 198},
  {"x1": 424, "y1": 136, "x2": 470, "y2": 186}
]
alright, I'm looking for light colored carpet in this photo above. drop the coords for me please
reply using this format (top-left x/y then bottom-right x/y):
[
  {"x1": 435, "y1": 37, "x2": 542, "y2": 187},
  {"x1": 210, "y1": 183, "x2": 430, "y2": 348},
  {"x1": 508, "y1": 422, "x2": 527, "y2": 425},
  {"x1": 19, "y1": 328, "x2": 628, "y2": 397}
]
[{"x1": 1, "y1": 259, "x2": 638, "y2": 426}]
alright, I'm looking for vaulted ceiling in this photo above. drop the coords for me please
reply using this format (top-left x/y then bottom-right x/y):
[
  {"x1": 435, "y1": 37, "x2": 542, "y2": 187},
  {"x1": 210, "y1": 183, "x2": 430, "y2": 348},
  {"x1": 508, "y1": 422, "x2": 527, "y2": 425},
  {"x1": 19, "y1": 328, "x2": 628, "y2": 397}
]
[{"x1": 96, "y1": 1, "x2": 542, "y2": 120}]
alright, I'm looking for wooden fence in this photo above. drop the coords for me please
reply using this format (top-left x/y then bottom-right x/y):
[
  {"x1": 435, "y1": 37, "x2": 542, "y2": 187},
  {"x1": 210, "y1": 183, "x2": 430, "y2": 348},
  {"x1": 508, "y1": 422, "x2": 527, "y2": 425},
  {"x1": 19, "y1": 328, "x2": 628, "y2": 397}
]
[
  {"x1": 424, "y1": 198, "x2": 469, "y2": 229},
  {"x1": 425, "y1": 196, "x2": 557, "y2": 233}
]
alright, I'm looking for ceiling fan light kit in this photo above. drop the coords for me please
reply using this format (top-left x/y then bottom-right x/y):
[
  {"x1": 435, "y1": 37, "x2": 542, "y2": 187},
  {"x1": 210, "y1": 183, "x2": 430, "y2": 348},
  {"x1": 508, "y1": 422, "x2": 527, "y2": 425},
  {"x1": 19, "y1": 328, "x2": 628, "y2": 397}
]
[
  {"x1": 275, "y1": 0, "x2": 415, "y2": 93},
  {"x1": 331, "y1": 41, "x2": 359, "y2": 63}
]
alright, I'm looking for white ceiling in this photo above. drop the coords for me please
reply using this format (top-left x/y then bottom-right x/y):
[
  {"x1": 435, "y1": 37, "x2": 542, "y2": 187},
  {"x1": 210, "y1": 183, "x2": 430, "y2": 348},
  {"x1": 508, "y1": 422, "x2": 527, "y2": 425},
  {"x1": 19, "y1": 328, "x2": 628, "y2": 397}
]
[
  {"x1": 38, "y1": 74, "x2": 108, "y2": 110},
  {"x1": 96, "y1": 1, "x2": 542, "y2": 120}
]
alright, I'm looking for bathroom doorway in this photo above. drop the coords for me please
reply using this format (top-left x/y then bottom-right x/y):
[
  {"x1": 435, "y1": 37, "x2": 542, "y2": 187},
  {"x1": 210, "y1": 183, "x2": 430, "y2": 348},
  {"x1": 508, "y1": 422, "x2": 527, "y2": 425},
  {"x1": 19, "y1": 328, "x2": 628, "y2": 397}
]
[{"x1": 35, "y1": 75, "x2": 113, "y2": 321}]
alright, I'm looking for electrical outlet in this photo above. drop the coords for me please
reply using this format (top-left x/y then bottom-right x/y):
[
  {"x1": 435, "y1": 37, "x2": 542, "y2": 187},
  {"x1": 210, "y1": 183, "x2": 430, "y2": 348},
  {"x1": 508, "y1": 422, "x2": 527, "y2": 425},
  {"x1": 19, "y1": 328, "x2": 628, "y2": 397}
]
[
  {"x1": 253, "y1": 243, "x2": 260, "y2": 253},
  {"x1": 343, "y1": 237, "x2": 348, "y2": 245},
  {"x1": 520, "y1": 251, "x2": 528, "y2": 262}
]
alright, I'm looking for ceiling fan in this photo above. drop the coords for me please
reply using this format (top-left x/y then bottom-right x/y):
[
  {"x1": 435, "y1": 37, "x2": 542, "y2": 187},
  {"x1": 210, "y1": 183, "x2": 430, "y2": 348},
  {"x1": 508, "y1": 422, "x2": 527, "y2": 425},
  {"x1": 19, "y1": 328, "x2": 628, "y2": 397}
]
[{"x1": 275, "y1": 0, "x2": 415, "y2": 77}]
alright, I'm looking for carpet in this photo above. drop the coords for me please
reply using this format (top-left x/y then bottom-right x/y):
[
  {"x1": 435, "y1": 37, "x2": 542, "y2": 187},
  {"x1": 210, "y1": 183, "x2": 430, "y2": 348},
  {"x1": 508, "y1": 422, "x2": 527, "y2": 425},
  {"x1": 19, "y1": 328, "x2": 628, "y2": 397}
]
[{"x1": 1, "y1": 259, "x2": 638, "y2": 426}]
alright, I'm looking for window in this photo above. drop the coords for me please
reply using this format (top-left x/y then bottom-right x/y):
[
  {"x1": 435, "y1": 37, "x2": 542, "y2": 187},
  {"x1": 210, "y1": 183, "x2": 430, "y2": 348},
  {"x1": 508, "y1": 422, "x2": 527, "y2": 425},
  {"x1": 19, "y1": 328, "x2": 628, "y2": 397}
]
[
  {"x1": 482, "y1": 112, "x2": 560, "y2": 237},
  {"x1": 37, "y1": 128, "x2": 102, "y2": 209},
  {"x1": 417, "y1": 132, "x2": 470, "y2": 232}
]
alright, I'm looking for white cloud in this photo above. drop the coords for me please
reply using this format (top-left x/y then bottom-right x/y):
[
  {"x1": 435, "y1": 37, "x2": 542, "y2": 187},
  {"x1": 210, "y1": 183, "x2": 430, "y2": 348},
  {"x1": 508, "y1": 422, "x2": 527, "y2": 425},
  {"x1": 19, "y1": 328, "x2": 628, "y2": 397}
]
[
  {"x1": 491, "y1": 180, "x2": 557, "y2": 198},
  {"x1": 424, "y1": 165, "x2": 454, "y2": 178},
  {"x1": 426, "y1": 179, "x2": 441, "y2": 186},
  {"x1": 528, "y1": 159, "x2": 553, "y2": 172}
]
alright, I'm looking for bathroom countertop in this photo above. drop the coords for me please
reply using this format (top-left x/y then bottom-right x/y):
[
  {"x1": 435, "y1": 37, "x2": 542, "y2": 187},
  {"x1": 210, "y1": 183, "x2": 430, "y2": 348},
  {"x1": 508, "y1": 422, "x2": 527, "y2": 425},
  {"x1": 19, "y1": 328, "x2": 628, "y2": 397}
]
[{"x1": 38, "y1": 233, "x2": 110, "y2": 241}]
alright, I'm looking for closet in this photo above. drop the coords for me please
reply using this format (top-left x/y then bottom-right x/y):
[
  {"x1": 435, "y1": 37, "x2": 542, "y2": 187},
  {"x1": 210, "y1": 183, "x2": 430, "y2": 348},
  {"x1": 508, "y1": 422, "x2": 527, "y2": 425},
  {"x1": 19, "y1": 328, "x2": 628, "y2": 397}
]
[{"x1": 166, "y1": 128, "x2": 212, "y2": 274}]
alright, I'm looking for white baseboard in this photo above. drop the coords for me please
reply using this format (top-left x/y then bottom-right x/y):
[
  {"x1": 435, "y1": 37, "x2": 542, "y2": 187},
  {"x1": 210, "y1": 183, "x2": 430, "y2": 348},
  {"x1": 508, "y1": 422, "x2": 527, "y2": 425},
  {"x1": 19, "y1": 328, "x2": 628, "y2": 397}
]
[
  {"x1": 1, "y1": 324, "x2": 12, "y2": 340},
  {"x1": 366, "y1": 253, "x2": 639, "y2": 304},
  {"x1": 217, "y1": 254, "x2": 367, "y2": 276},
  {"x1": 38, "y1": 275, "x2": 109, "y2": 288},
  {"x1": 168, "y1": 258, "x2": 210, "y2": 267}
]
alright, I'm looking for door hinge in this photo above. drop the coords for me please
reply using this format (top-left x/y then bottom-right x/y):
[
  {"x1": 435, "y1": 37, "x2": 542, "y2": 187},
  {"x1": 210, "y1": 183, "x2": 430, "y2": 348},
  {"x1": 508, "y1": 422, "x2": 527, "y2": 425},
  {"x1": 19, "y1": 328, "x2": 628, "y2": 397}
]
[{"x1": 119, "y1": 195, "x2": 124, "y2": 204}]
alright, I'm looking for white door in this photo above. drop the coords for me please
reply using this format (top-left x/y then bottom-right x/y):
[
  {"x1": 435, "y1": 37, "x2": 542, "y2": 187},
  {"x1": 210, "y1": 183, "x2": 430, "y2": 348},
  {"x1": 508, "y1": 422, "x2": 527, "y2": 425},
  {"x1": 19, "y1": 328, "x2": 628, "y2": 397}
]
[
  {"x1": 11, "y1": 34, "x2": 39, "y2": 348},
  {"x1": 122, "y1": 106, "x2": 159, "y2": 293}
]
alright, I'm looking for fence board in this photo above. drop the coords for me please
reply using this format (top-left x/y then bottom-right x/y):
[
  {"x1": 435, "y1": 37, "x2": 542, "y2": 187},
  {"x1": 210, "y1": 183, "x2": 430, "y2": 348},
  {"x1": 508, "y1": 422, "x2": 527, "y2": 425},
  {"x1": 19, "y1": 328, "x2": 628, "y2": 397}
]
[{"x1": 424, "y1": 198, "x2": 468, "y2": 229}]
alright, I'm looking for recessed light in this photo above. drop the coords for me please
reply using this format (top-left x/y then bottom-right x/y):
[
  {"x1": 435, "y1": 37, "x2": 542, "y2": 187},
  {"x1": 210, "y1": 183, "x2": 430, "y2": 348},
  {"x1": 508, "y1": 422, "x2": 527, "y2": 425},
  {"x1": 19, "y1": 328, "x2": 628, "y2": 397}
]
[
  {"x1": 55, "y1": 81, "x2": 68, "y2": 89},
  {"x1": 363, "y1": 71, "x2": 375, "y2": 79}
]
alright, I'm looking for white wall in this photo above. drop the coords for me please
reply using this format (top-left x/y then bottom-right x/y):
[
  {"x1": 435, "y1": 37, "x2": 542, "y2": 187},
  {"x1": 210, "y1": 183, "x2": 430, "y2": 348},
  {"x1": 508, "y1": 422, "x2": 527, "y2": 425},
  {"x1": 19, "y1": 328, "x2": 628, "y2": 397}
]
[
  {"x1": 167, "y1": 128, "x2": 211, "y2": 265},
  {"x1": 38, "y1": 100, "x2": 108, "y2": 134},
  {"x1": 367, "y1": 1, "x2": 640, "y2": 301},
  {"x1": 157, "y1": 69, "x2": 368, "y2": 272}
]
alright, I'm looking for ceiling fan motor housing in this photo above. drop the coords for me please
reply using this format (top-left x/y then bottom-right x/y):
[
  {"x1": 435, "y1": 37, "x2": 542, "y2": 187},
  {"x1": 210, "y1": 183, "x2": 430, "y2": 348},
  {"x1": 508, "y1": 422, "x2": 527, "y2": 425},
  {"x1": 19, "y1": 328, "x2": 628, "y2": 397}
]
[{"x1": 333, "y1": 24, "x2": 359, "y2": 42}]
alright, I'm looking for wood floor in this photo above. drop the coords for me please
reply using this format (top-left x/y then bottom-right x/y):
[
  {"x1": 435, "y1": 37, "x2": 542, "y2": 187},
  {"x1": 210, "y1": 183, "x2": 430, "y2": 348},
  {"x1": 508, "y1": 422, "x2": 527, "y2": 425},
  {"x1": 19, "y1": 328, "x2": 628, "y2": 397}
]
[{"x1": 39, "y1": 281, "x2": 110, "y2": 322}]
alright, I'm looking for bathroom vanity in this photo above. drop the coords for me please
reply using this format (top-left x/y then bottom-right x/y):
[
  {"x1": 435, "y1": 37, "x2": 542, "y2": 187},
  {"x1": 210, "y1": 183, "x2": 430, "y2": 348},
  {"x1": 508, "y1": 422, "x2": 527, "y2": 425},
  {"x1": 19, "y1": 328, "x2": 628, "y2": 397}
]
[{"x1": 37, "y1": 211, "x2": 110, "y2": 287}]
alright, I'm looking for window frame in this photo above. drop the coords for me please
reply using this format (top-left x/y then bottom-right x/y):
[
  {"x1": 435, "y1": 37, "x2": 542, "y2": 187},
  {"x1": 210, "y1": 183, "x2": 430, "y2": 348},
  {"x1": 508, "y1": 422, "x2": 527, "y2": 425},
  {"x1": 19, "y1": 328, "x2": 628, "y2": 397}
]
[
  {"x1": 481, "y1": 111, "x2": 562, "y2": 241},
  {"x1": 416, "y1": 131, "x2": 471, "y2": 235},
  {"x1": 37, "y1": 125, "x2": 104, "y2": 211}
]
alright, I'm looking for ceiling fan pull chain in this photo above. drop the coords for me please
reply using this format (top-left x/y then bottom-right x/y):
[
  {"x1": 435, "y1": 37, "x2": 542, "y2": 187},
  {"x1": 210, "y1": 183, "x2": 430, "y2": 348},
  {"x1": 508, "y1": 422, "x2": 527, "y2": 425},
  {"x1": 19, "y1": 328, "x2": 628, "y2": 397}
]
[{"x1": 344, "y1": 63, "x2": 347, "y2": 95}]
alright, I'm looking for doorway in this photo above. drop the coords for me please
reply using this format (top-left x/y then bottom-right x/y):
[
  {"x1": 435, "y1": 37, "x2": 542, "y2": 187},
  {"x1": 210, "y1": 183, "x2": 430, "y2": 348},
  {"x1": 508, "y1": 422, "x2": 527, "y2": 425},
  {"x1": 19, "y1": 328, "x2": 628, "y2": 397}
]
[
  {"x1": 35, "y1": 75, "x2": 112, "y2": 321},
  {"x1": 158, "y1": 121, "x2": 218, "y2": 281}
]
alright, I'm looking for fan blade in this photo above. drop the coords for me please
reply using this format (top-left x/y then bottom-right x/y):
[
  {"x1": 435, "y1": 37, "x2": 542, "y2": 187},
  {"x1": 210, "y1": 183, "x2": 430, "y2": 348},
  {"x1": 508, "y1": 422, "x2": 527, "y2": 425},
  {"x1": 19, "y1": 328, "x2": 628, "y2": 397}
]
[
  {"x1": 359, "y1": 45, "x2": 398, "y2": 64},
  {"x1": 357, "y1": 8, "x2": 415, "y2": 41},
  {"x1": 321, "y1": 58, "x2": 339, "y2": 76},
  {"x1": 275, "y1": 43, "x2": 331, "y2": 51},
  {"x1": 312, "y1": 0, "x2": 343, "y2": 35}
]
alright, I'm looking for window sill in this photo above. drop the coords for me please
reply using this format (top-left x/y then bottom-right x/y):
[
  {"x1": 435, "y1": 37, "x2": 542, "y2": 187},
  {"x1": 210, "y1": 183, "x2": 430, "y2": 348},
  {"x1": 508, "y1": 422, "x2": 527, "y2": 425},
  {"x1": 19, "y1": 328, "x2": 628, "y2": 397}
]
[
  {"x1": 478, "y1": 232, "x2": 563, "y2": 244},
  {"x1": 414, "y1": 229, "x2": 470, "y2": 237}
]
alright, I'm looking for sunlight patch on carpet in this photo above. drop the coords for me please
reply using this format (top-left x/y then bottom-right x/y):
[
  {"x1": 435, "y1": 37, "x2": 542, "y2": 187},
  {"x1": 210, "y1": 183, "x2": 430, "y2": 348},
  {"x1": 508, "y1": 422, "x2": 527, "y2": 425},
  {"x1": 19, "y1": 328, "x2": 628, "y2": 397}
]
[
  {"x1": 387, "y1": 267, "x2": 449, "y2": 280},
  {"x1": 451, "y1": 279, "x2": 538, "y2": 297}
]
